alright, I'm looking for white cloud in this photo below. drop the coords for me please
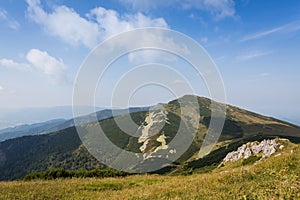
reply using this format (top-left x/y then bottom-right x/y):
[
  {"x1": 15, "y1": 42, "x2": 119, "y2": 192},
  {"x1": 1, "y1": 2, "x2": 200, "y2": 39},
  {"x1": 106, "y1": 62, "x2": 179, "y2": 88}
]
[
  {"x1": 0, "y1": 85, "x2": 4, "y2": 92},
  {"x1": 26, "y1": 49, "x2": 67, "y2": 84},
  {"x1": 26, "y1": 0, "x2": 100, "y2": 48},
  {"x1": 116, "y1": 0, "x2": 236, "y2": 20},
  {"x1": 0, "y1": 8, "x2": 20, "y2": 30},
  {"x1": 25, "y1": 1, "x2": 183, "y2": 64},
  {"x1": 236, "y1": 51, "x2": 272, "y2": 61},
  {"x1": 26, "y1": 0, "x2": 168, "y2": 48},
  {"x1": 88, "y1": 7, "x2": 168, "y2": 39},
  {"x1": 241, "y1": 20, "x2": 300, "y2": 42},
  {"x1": 0, "y1": 59, "x2": 30, "y2": 71},
  {"x1": 124, "y1": 30, "x2": 191, "y2": 64},
  {"x1": 1, "y1": 48, "x2": 67, "y2": 84},
  {"x1": 183, "y1": 0, "x2": 236, "y2": 20}
]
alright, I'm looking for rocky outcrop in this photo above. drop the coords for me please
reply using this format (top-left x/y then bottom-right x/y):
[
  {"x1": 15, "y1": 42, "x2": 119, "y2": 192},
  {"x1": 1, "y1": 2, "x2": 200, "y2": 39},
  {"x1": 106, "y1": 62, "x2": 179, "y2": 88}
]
[
  {"x1": 137, "y1": 107, "x2": 170, "y2": 159},
  {"x1": 220, "y1": 139, "x2": 285, "y2": 166}
]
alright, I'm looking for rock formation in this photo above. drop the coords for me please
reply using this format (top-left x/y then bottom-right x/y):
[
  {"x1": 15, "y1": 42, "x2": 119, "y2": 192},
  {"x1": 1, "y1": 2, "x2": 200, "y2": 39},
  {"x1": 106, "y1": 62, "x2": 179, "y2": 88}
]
[{"x1": 220, "y1": 139, "x2": 285, "y2": 166}]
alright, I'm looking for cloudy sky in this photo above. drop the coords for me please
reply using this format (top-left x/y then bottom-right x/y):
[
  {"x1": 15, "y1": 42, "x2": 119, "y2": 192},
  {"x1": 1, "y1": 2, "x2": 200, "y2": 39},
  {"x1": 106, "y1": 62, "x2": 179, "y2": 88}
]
[{"x1": 0, "y1": 0, "x2": 300, "y2": 124}]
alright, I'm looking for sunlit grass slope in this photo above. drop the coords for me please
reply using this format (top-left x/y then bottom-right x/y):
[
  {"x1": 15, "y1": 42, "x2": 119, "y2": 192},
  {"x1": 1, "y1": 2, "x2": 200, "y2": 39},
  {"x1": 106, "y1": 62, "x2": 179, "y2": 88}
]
[{"x1": 0, "y1": 142, "x2": 299, "y2": 200}]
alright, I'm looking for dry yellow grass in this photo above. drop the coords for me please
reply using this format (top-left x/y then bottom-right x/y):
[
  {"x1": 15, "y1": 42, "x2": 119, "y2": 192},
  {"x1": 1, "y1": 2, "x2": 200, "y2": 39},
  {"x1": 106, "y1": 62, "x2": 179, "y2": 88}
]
[{"x1": 0, "y1": 143, "x2": 299, "y2": 200}]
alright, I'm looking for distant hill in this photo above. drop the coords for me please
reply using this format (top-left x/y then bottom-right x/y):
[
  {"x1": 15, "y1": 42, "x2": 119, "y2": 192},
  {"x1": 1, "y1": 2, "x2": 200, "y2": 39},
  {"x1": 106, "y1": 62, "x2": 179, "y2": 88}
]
[
  {"x1": 0, "y1": 95, "x2": 299, "y2": 180},
  {"x1": 0, "y1": 119, "x2": 67, "y2": 142},
  {"x1": 0, "y1": 106, "x2": 103, "y2": 130},
  {"x1": 0, "y1": 107, "x2": 149, "y2": 142}
]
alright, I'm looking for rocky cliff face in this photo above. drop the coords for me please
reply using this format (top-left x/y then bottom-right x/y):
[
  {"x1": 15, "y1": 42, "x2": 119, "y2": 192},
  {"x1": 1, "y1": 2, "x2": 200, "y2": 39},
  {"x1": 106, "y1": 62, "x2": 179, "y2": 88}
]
[
  {"x1": 220, "y1": 139, "x2": 286, "y2": 166},
  {"x1": 137, "y1": 107, "x2": 170, "y2": 159}
]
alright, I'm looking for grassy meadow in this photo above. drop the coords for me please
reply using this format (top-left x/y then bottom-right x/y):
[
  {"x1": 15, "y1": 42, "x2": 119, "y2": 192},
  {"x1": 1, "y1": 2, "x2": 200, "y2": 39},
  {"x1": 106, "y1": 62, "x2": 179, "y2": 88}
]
[{"x1": 0, "y1": 143, "x2": 299, "y2": 200}]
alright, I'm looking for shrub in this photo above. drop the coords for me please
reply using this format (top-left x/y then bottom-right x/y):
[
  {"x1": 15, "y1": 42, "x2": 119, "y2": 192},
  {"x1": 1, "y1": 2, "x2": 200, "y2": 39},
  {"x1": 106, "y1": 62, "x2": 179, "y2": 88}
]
[
  {"x1": 242, "y1": 155, "x2": 261, "y2": 166},
  {"x1": 23, "y1": 168, "x2": 130, "y2": 180}
]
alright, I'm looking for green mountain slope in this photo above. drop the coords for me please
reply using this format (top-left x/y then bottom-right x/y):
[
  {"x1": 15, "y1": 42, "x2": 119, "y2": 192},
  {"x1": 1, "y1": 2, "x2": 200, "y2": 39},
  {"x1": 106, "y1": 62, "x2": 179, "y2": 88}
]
[{"x1": 0, "y1": 95, "x2": 299, "y2": 180}]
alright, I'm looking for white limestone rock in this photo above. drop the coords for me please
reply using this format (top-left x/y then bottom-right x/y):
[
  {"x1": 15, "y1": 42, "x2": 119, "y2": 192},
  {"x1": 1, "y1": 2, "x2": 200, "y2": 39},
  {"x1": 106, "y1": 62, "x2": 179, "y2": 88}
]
[{"x1": 220, "y1": 139, "x2": 282, "y2": 166}]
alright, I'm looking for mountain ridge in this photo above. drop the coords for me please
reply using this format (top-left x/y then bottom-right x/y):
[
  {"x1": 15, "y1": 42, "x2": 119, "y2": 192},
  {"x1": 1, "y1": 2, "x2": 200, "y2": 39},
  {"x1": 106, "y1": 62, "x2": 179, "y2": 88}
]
[
  {"x1": 0, "y1": 107, "x2": 149, "y2": 142},
  {"x1": 0, "y1": 95, "x2": 299, "y2": 180}
]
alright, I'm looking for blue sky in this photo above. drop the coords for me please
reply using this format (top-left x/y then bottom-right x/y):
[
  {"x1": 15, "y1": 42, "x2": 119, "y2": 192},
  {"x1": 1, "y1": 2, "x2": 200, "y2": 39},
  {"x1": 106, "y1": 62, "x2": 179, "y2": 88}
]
[{"x1": 0, "y1": 0, "x2": 300, "y2": 124}]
